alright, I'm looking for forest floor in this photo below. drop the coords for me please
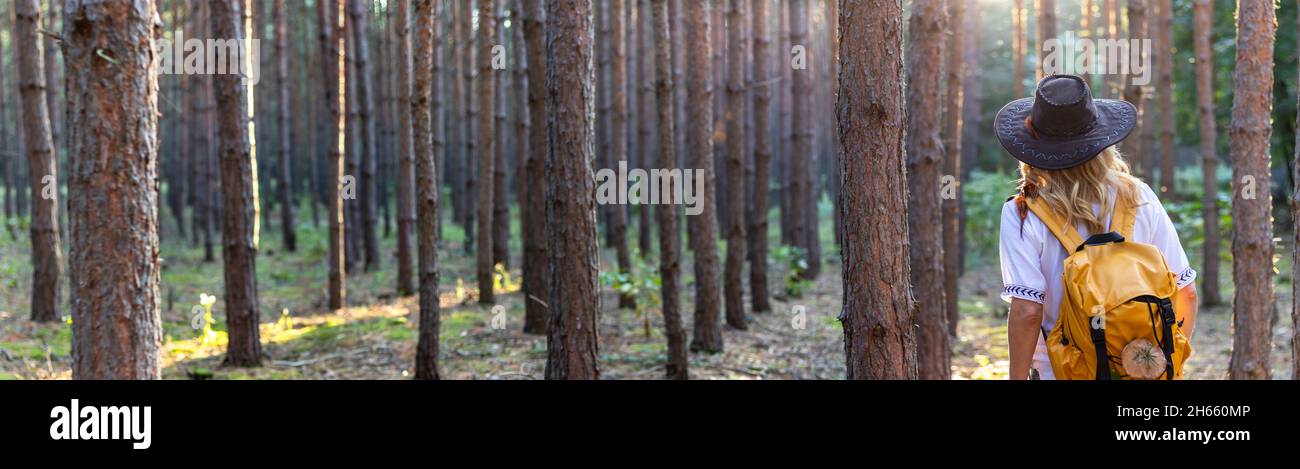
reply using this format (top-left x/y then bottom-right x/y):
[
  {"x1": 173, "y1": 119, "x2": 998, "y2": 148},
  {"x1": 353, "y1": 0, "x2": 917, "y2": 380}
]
[{"x1": 0, "y1": 205, "x2": 1293, "y2": 380}]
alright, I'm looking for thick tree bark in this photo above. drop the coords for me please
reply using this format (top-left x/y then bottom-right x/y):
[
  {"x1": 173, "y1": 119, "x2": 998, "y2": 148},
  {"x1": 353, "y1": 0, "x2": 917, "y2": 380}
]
[
  {"x1": 651, "y1": 0, "x2": 688, "y2": 379},
  {"x1": 211, "y1": 0, "x2": 262, "y2": 367},
  {"x1": 905, "y1": 0, "x2": 950, "y2": 380},
  {"x1": 788, "y1": 0, "x2": 821, "y2": 280},
  {"x1": 1227, "y1": 0, "x2": 1275, "y2": 381},
  {"x1": 1156, "y1": 0, "x2": 1174, "y2": 196},
  {"x1": 839, "y1": 0, "x2": 916, "y2": 380},
  {"x1": 478, "y1": 0, "x2": 497, "y2": 305},
  {"x1": 685, "y1": 0, "x2": 724, "y2": 353},
  {"x1": 412, "y1": 0, "x2": 442, "y2": 380},
  {"x1": 1192, "y1": 0, "x2": 1221, "y2": 306},
  {"x1": 395, "y1": 0, "x2": 417, "y2": 296},
  {"x1": 276, "y1": 0, "x2": 296, "y2": 253},
  {"x1": 15, "y1": 0, "x2": 62, "y2": 323},
  {"x1": 746, "y1": 0, "x2": 772, "y2": 314},
  {"x1": 609, "y1": 0, "x2": 635, "y2": 309},
  {"x1": 320, "y1": 0, "x2": 347, "y2": 310},
  {"x1": 65, "y1": 0, "x2": 163, "y2": 379},
  {"x1": 544, "y1": 0, "x2": 601, "y2": 380},
  {"x1": 522, "y1": 0, "x2": 550, "y2": 334},
  {"x1": 942, "y1": 0, "x2": 964, "y2": 336},
  {"x1": 350, "y1": 0, "x2": 380, "y2": 271},
  {"x1": 722, "y1": 0, "x2": 747, "y2": 330},
  {"x1": 1120, "y1": 0, "x2": 1146, "y2": 167}
]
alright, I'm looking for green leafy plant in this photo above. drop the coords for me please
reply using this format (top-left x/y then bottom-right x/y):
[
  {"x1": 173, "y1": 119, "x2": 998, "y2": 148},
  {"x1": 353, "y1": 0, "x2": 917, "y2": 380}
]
[
  {"x1": 772, "y1": 245, "x2": 811, "y2": 299},
  {"x1": 600, "y1": 257, "x2": 661, "y2": 338}
]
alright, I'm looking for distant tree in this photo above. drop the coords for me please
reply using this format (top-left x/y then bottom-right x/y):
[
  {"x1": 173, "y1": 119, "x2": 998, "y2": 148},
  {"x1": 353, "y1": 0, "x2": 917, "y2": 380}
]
[
  {"x1": 1156, "y1": 0, "x2": 1174, "y2": 195},
  {"x1": 839, "y1": 0, "x2": 917, "y2": 380},
  {"x1": 1120, "y1": 0, "x2": 1146, "y2": 169},
  {"x1": 1293, "y1": 0, "x2": 1300, "y2": 382},
  {"x1": 350, "y1": 0, "x2": 380, "y2": 271},
  {"x1": 275, "y1": 0, "x2": 296, "y2": 253},
  {"x1": 319, "y1": 0, "x2": 347, "y2": 310},
  {"x1": 942, "y1": 0, "x2": 964, "y2": 336},
  {"x1": 1035, "y1": 0, "x2": 1055, "y2": 79},
  {"x1": 478, "y1": 0, "x2": 497, "y2": 305},
  {"x1": 651, "y1": 0, "x2": 688, "y2": 379},
  {"x1": 609, "y1": 0, "x2": 635, "y2": 310},
  {"x1": 746, "y1": 0, "x2": 773, "y2": 315},
  {"x1": 722, "y1": 0, "x2": 747, "y2": 330},
  {"x1": 412, "y1": 0, "x2": 443, "y2": 380},
  {"x1": 906, "y1": 0, "x2": 950, "y2": 380},
  {"x1": 789, "y1": 0, "x2": 821, "y2": 280},
  {"x1": 395, "y1": 0, "x2": 416, "y2": 296},
  {"x1": 544, "y1": 0, "x2": 601, "y2": 380},
  {"x1": 66, "y1": 0, "x2": 163, "y2": 379},
  {"x1": 1227, "y1": 0, "x2": 1276, "y2": 381},
  {"x1": 685, "y1": 0, "x2": 723, "y2": 353},
  {"x1": 14, "y1": 0, "x2": 62, "y2": 323},
  {"x1": 1013, "y1": 0, "x2": 1025, "y2": 97},
  {"x1": 492, "y1": 0, "x2": 509, "y2": 272},
  {"x1": 1192, "y1": 0, "x2": 1221, "y2": 306},
  {"x1": 522, "y1": 0, "x2": 550, "y2": 334}
]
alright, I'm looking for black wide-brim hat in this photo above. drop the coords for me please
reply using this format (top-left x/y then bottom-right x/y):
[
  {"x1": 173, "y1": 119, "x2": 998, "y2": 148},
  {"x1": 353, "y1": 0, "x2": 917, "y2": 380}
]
[{"x1": 995, "y1": 74, "x2": 1137, "y2": 170}]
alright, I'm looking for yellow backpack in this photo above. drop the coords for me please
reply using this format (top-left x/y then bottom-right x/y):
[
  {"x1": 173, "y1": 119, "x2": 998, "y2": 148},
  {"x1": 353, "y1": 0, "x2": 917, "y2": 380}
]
[{"x1": 1027, "y1": 195, "x2": 1191, "y2": 380}]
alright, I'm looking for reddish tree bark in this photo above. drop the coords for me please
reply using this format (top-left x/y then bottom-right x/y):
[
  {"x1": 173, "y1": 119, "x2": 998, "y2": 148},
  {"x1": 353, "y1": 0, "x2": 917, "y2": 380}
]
[
  {"x1": 1192, "y1": 0, "x2": 1220, "y2": 306},
  {"x1": 723, "y1": 0, "x2": 747, "y2": 330},
  {"x1": 411, "y1": 0, "x2": 443, "y2": 380},
  {"x1": 686, "y1": 0, "x2": 723, "y2": 353},
  {"x1": 15, "y1": 0, "x2": 62, "y2": 323},
  {"x1": 651, "y1": 0, "x2": 688, "y2": 379},
  {"x1": 747, "y1": 0, "x2": 772, "y2": 314},
  {"x1": 477, "y1": 0, "x2": 498, "y2": 305},
  {"x1": 522, "y1": 0, "x2": 550, "y2": 334}
]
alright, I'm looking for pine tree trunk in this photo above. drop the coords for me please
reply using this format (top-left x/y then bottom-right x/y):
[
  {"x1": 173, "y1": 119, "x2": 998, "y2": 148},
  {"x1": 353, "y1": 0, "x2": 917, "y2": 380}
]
[
  {"x1": 492, "y1": 0, "x2": 509, "y2": 271},
  {"x1": 320, "y1": 0, "x2": 347, "y2": 310},
  {"x1": 276, "y1": 0, "x2": 296, "y2": 252},
  {"x1": 1156, "y1": 0, "x2": 1174, "y2": 196},
  {"x1": 544, "y1": 0, "x2": 601, "y2": 380},
  {"x1": 636, "y1": 0, "x2": 654, "y2": 258},
  {"x1": 942, "y1": 0, "x2": 964, "y2": 337},
  {"x1": 1227, "y1": 0, "x2": 1276, "y2": 381},
  {"x1": 906, "y1": 0, "x2": 950, "y2": 380},
  {"x1": 477, "y1": 0, "x2": 497, "y2": 305},
  {"x1": 350, "y1": 0, "x2": 380, "y2": 271},
  {"x1": 746, "y1": 0, "x2": 772, "y2": 314},
  {"x1": 789, "y1": 0, "x2": 820, "y2": 280},
  {"x1": 522, "y1": 0, "x2": 550, "y2": 334},
  {"x1": 685, "y1": 0, "x2": 723, "y2": 353},
  {"x1": 211, "y1": 0, "x2": 262, "y2": 367},
  {"x1": 66, "y1": 0, "x2": 163, "y2": 379},
  {"x1": 1013, "y1": 0, "x2": 1025, "y2": 98},
  {"x1": 15, "y1": 0, "x2": 62, "y2": 323},
  {"x1": 610, "y1": 0, "x2": 635, "y2": 310},
  {"x1": 839, "y1": 0, "x2": 917, "y2": 380},
  {"x1": 1035, "y1": 0, "x2": 1055, "y2": 79},
  {"x1": 1293, "y1": 0, "x2": 1300, "y2": 382},
  {"x1": 723, "y1": 0, "x2": 747, "y2": 330},
  {"x1": 651, "y1": 0, "x2": 688, "y2": 379},
  {"x1": 1120, "y1": 0, "x2": 1146, "y2": 167},
  {"x1": 395, "y1": 0, "x2": 417, "y2": 296},
  {"x1": 1192, "y1": 0, "x2": 1221, "y2": 306},
  {"x1": 412, "y1": 0, "x2": 443, "y2": 380}
]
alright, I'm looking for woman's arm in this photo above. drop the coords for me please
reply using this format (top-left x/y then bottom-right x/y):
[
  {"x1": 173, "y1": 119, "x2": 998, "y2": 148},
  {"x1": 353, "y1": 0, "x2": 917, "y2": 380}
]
[
  {"x1": 1008, "y1": 298, "x2": 1044, "y2": 380},
  {"x1": 1175, "y1": 283, "x2": 1198, "y2": 339}
]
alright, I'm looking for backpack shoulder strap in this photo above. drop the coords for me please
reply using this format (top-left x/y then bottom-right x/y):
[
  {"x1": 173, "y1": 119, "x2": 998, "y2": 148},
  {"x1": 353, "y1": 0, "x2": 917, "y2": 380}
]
[
  {"x1": 1025, "y1": 197, "x2": 1085, "y2": 253},
  {"x1": 1110, "y1": 192, "x2": 1138, "y2": 239}
]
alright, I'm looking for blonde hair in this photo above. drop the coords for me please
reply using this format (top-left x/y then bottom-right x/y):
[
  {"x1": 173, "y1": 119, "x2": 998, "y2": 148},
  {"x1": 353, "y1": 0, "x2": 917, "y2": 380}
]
[{"x1": 1016, "y1": 146, "x2": 1142, "y2": 234}]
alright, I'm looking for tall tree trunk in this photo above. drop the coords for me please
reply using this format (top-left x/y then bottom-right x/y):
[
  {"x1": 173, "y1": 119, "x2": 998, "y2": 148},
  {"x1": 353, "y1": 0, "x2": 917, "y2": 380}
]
[
  {"x1": 1227, "y1": 0, "x2": 1275, "y2": 381},
  {"x1": 351, "y1": 0, "x2": 380, "y2": 271},
  {"x1": 906, "y1": 0, "x2": 950, "y2": 380},
  {"x1": 43, "y1": 0, "x2": 59, "y2": 164},
  {"x1": 478, "y1": 0, "x2": 497, "y2": 305},
  {"x1": 685, "y1": 0, "x2": 723, "y2": 353},
  {"x1": 1120, "y1": 0, "x2": 1146, "y2": 167},
  {"x1": 1156, "y1": 0, "x2": 1174, "y2": 196},
  {"x1": 651, "y1": 0, "x2": 688, "y2": 379},
  {"x1": 941, "y1": 0, "x2": 964, "y2": 337},
  {"x1": 789, "y1": 0, "x2": 820, "y2": 280},
  {"x1": 839, "y1": 0, "x2": 916, "y2": 380},
  {"x1": 1193, "y1": 0, "x2": 1221, "y2": 306},
  {"x1": 65, "y1": 0, "x2": 162, "y2": 379},
  {"x1": 722, "y1": 0, "x2": 747, "y2": 330},
  {"x1": 543, "y1": 0, "x2": 601, "y2": 380},
  {"x1": 610, "y1": 0, "x2": 635, "y2": 309},
  {"x1": 412, "y1": 0, "x2": 443, "y2": 380},
  {"x1": 1035, "y1": 0, "x2": 1055, "y2": 79},
  {"x1": 492, "y1": 0, "x2": 509, "y2": 271},
  {"x1": 320, "y1": 0, "x2": 347, "y2": 310},
  {"x1": 211, "y1": 0, "x2": 262, "y2": 367},
  {"x1": 275, "y1": 0, "x2": 296, "y2": 252},
  {"x1": 636, "y1": 0, "x2": 654, "y2": 257},
  {"x1": 0, "y1": 9, "x2": 9, "y2": 225},
  {"x1": 395, "y1": 0, "x2": 417, "y2": 296},
  {"x1": 1293, "y1": 0, "x2": 1300, "y2": 382},
  {"x1": 522, "y1": 0, "x2": 550, "y2": 334},
  {"x1": 15, "y1": 0, "x2": 62, "y2": 323},
  {"x1": 958, "y1": 5, "x2": 983, "y2": 273},
  {"x1": 746, "y1": 0, "x2": 772, "y2": 315},
  {"x1": 463, "y1": 1, "x2": 476, "y2": 256}
]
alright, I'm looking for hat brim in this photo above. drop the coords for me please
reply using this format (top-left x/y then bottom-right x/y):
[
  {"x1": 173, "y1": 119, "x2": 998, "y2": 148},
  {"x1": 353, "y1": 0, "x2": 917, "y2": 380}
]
[{"x1": 994, "y1": 98, "x2": 1137, "y2": 170}]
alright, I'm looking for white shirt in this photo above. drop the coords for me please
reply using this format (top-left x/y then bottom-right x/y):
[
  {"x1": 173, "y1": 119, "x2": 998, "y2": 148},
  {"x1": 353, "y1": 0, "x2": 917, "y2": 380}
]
[{"x1": 998, "y1": 182, "x2": 1196, "y2": 379}]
